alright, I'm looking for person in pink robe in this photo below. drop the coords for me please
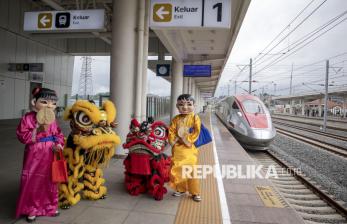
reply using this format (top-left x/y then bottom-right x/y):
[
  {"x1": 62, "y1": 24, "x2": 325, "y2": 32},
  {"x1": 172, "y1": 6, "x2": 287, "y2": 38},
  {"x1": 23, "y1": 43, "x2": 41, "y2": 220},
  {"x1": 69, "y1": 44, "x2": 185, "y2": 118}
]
[{"x1": 16, "y1": 87, "x2": 64, "y2": 223}]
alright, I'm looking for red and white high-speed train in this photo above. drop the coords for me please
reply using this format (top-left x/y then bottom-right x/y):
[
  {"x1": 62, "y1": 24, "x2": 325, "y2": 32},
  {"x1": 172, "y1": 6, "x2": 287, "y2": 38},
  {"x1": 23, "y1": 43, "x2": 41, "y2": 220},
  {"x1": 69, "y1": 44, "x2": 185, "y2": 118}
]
[{"x1": 215, "y1": 94, "x2": 276, "y2": 150}]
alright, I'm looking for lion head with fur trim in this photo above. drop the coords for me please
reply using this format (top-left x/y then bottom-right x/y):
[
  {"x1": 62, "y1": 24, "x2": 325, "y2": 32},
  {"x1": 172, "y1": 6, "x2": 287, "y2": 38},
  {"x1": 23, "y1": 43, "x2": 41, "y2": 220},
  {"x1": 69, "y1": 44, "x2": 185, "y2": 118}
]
[{"x1": 64, "y1": 100, "x2": 121, "y2": 166}]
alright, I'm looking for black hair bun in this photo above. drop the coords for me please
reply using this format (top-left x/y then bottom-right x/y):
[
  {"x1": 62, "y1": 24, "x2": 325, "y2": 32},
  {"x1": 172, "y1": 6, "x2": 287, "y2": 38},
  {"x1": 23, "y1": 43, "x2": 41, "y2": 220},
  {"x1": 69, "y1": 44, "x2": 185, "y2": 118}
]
[{"x1": 32, "y1": 87, "x2": 41, "y2": 96}]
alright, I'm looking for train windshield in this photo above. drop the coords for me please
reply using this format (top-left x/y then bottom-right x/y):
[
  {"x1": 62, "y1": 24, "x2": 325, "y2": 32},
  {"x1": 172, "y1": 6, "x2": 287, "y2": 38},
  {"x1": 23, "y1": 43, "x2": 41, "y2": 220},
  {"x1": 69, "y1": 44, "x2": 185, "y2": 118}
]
[{"x1": 242, "y1": 100, "x2": 264, "y2": 114}]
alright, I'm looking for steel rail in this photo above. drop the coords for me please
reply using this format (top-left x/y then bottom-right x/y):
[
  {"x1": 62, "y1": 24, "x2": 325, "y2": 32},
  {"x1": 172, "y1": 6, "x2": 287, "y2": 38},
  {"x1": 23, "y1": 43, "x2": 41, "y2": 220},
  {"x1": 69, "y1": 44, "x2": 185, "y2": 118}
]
[
  {"x1": 272, "y1": 114, "x2": 347, "y2": 123},
  {"x1": 272, "y1": 116, "x2": 347, "y2": 132},
  {"x1": 273, "y1": 120, "x2": 347, "y2": 141},
  {"x1": 266, "y1": 150, "x2": 347, "y2": 219}
]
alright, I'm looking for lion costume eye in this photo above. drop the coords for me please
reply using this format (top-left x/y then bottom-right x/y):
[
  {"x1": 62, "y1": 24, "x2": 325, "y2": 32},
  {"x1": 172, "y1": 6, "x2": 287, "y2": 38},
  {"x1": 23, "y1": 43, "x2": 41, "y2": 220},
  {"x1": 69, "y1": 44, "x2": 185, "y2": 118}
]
[
  {"x1": 154, "y1": 126, "x2": 165, "y2": 138},
  {"x1": 74, "y1": 111, "x2": 92, "y2": 126}
]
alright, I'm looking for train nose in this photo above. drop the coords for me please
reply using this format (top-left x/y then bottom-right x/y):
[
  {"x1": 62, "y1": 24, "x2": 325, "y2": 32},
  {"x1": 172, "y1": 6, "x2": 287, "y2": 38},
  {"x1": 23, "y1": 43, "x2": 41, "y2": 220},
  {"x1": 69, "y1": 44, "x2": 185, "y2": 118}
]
[{"x1": 249, "y1": 128, "x2": 276, "y2": 140}]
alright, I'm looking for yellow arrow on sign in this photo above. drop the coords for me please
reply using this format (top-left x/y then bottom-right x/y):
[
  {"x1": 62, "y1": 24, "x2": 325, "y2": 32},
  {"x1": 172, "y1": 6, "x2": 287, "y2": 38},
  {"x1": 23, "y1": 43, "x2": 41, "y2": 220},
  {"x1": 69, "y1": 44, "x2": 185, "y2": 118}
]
[
  {"x1": 153, "y1": 4, "x2": 172, "y2": 22},
  {"x1": 156, "y1": 6, "x2": 170, "y2": 19},
  {"x1": 38, "y1": 13, "x2": 52, "y2": 29},
  {"x1": 40, "y1": 15, "x2": 50, "y2": 26}
]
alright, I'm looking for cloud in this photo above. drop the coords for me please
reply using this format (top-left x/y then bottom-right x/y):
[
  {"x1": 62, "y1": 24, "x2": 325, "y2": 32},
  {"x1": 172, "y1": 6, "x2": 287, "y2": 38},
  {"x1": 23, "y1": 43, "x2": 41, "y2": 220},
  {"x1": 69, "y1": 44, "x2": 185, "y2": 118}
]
[{"x1": 147, "y1": 70, "x2": 171, "y2": 96}]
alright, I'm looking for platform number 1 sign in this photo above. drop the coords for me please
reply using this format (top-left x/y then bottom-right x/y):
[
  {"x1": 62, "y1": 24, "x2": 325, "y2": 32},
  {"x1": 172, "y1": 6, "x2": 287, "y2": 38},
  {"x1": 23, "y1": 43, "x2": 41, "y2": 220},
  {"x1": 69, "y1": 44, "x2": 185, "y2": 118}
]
[
  {"x1": 213, "y1": 3, "x2": 222, "y2": 22},
  {"x1": 204, "y1": 0, "x2": 230, "y2": 28}
]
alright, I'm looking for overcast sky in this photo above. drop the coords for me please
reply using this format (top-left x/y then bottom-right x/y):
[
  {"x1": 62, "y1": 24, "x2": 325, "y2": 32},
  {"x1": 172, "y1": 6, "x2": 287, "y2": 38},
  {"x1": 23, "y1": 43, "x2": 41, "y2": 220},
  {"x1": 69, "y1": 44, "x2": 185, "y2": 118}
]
[
  {"x1": 218, "y1": 0, "x2": 347, "y2": 97},
  {"x1": 72, "y1": 0, "x2": 347, "y2": 97},
  {"x1": 72, "y1": 57, "x2": 171, "y2": 96}
]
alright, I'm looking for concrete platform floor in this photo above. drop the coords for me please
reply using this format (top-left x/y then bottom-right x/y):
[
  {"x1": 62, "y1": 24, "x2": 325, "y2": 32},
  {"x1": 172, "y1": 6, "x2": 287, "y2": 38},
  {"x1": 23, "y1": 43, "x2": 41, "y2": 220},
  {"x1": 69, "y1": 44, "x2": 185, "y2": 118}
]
[
  {"x1": 212, "y1": 114, "x2": 305, "y2": 224},
  {"x1": 0, "y1": 113, "x2": 306, "y2": 224},
  {"x1": 0, "y1": 117, "x2": 179, "y2": 224}
]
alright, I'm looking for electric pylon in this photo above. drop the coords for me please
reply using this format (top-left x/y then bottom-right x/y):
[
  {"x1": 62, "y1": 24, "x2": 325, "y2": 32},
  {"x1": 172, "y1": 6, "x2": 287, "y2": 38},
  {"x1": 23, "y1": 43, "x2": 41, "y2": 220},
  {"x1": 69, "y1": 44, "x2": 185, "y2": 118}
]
[{"x1": 78, "y1": 56, "x2": 93, "y2": 99}]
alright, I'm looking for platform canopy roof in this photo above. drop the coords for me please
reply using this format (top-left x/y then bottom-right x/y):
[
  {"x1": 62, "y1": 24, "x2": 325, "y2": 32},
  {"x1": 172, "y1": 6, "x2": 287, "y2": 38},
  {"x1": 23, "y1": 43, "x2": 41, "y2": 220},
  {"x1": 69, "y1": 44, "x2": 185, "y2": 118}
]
[
  {"x1": 148, "y1": 0, "x2": 250, "y2": 97},
  {"x1": 28, "y1": 0, "x2": 250, "y2": 98},
  {"x1": 305, "y1": 99, "x2": 340, "y2": 109}
]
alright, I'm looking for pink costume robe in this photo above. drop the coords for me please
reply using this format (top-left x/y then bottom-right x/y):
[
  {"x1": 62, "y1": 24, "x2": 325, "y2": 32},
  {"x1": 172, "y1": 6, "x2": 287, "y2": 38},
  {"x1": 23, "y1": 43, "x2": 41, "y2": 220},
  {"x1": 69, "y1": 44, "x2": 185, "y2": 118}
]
[{"x1": 15, "y1": 111, "x2": 64, "y2": 218}]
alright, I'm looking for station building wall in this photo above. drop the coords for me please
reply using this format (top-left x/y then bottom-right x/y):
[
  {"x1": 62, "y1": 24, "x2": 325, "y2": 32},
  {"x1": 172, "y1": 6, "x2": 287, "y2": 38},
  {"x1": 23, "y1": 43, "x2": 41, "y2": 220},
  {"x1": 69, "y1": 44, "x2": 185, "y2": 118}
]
[{"x1": 0, "y1": 0, "x2": 74, "y2": 119}]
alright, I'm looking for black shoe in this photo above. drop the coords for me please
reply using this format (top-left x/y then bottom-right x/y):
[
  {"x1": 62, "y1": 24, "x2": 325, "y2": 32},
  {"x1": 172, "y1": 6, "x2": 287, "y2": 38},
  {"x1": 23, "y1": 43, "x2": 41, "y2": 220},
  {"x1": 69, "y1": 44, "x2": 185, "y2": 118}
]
[
  {"x1": 26, "y1": 215, "x2": 36, "y2": 223},
  {"x1": 53, "y1": 211, "x2": 60, "y2": 217},
  {"x1": 60, "y1": 205, "x2": 70, "y2": 209},
  {"x1": 100, "y1": 195, "x2": 107, "y2": 199}
]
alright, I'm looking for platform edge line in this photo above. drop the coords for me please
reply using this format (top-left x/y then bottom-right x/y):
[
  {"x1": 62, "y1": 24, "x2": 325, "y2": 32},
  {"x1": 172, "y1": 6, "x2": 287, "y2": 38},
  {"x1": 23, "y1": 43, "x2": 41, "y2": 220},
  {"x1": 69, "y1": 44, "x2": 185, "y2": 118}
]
[{"x1": 210, "y1": 114, "x2": 232, "y2": 224}]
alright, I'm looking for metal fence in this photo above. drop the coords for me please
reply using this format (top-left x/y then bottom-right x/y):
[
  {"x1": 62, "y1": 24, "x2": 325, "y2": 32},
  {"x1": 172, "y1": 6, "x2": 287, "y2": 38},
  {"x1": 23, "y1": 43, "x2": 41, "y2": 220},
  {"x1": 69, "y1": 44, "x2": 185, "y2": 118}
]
[{"x1": 146, "y1": 95, "x2": 170, "y2": 119}]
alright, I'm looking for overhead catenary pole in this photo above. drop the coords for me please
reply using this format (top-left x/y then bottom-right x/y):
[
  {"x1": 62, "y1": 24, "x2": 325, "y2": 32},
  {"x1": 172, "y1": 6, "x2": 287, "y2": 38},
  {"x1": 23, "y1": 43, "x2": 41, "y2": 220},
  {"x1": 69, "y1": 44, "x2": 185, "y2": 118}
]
[
  {"x1": 274, "y1": 83, "x2": 277, "y2": 95},
  {"x1": 249, "y1": 58, "x2": 252, "y2": 94},
  {"x1": 343, "y1": 97, "x2": 346, "y2": 118},
  {"x1": 234, "y1": 80, "x2": 237, "y2": 95},
  {"x1": 289, "y1": 63, "x2": 294, "y2": 114},
  {"x1": 228, "y1": 80, "x2": 230, "y2": 96},
  {"x1": 323, "y1": 60, "x2": 329, "y2": 132},
  {"x1": 290, "y1": 63, "x2": 294, "y2": 95}
]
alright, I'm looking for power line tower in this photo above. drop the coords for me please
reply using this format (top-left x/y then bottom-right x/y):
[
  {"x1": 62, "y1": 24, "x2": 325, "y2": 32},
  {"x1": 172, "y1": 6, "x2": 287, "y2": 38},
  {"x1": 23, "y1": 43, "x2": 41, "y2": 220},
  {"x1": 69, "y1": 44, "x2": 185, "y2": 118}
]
[
  {"x1": 249, "y1": 58, "x2": 252, "y2": 94},
  {"x1": 78, "y1": 56, "x2": 93, "y2": 99}
]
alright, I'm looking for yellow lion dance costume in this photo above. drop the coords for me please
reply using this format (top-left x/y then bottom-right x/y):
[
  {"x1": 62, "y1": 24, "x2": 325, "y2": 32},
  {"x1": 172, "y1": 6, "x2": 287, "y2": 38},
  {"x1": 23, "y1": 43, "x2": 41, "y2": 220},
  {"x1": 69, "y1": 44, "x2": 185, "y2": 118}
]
[{"x1": 59, "y1": 100, "x2": 121, "y2": 208}]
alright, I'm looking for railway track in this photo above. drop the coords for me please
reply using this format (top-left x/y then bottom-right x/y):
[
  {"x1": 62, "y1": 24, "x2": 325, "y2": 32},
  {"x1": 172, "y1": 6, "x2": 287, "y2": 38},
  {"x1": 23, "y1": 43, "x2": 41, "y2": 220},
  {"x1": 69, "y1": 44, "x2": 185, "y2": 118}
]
[
  {"x1": 272, "y1": 114, "x2": 347, "y2": 123},
  {"x1": 275, "y1": 127, "x2": 347, "y2": 159},
  {"x1": 273, "y1": 120, "x2": 347, "y2": 142},
  {"x1": 250, "y1": 151, "x2": 347, "y2": 224},
  {"x1": 272, "y1": 117, "x2": 347, "y2": 132}
]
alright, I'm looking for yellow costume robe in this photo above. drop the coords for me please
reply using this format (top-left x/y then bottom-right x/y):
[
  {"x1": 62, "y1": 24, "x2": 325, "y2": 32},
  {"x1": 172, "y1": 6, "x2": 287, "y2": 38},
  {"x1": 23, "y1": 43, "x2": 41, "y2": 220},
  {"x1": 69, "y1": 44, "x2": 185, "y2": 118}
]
[{"x1": 169, "y1": 112, "x2": 201, "y2": 195}]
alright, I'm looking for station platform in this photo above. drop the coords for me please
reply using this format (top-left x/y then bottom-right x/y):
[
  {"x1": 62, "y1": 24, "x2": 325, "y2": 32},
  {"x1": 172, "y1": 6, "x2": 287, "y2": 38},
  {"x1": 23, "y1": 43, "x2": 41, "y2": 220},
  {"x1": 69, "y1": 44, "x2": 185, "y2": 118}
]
[{"x1": 0, "y1": 113, "x2": 304, "y2": 224}]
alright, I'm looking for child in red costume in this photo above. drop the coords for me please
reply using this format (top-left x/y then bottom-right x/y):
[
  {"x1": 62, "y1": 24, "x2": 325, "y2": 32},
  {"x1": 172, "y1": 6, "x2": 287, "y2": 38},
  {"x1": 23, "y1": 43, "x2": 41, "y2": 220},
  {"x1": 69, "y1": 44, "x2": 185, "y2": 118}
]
[{"x1": 123, "y1": 118, "x2": 170, "y2": 200}]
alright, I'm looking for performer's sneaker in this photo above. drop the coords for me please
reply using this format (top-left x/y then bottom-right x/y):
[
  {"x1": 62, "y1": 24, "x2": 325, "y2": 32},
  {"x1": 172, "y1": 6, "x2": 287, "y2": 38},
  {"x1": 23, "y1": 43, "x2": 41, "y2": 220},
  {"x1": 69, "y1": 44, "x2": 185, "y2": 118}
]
[
  {"x1": 26, "y1": 215, "x2": 36, "y2": 223},
  {"x1": 53, "y1": 211, "x2": 60, "y2": 217},
  {"x1": 60, "y1": 205, "x2": 70, "y2": 209},
  {"x1": 172, "y1": 191, "x2": 185, "y2": 197},
  {"x1": 192, "y1": 195, "x2": 202, "y2": 202},
  {"x1": 100, "y1": 195, "x2": 107, "y2": 199}
]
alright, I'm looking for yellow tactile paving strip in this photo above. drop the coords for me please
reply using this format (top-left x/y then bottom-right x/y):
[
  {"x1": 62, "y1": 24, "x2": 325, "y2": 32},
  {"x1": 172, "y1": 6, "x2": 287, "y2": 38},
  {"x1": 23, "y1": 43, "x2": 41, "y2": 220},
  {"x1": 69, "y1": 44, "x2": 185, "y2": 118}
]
[{"x1": 174, "y1": 113, "x2": 222, "y2": 224}]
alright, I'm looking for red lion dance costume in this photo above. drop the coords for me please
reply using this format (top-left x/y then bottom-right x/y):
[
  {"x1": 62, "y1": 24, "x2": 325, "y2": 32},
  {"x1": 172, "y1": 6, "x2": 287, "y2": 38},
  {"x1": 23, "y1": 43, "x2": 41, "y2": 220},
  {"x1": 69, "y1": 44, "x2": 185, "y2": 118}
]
[{"x1": 123, "y1": 118, "x2": 171, "y2": 200}]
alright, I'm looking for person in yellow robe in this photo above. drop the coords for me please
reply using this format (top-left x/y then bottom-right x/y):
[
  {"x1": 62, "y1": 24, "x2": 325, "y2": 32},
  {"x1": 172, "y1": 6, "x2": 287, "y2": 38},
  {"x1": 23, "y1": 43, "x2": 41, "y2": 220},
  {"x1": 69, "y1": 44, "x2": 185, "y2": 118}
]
[{"x1": 169, "y1": 94, "x2": 202, "y2": 202}]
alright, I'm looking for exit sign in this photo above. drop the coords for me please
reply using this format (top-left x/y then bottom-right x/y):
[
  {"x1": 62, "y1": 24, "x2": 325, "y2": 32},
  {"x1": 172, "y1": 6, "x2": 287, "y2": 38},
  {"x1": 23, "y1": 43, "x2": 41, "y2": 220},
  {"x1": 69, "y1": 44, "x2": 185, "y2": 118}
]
[{"x1": 150, "y1": 0, "x2": 231, "y2": 28}]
